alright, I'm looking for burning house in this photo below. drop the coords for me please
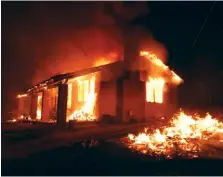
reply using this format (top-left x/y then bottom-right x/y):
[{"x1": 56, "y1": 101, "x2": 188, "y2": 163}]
[{"x1": 16, "y1": 51, "x2": 183, "y2": 125}]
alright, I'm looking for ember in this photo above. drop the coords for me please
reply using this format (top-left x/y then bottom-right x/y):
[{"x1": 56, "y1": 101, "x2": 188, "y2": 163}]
[{"x1": 124, "y1": 111, "x2": 223, "y2": 159}]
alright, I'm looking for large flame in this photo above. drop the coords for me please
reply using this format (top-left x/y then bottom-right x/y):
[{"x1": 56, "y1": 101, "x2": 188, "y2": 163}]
[
  {"x1": 140, "y1": 51, "x2": 183, "y2": 85},
  {"x1": 126, "y1": 111, "x2": 223, "y2": 158},
  {"x1": 93, "y1": 52, "x2": 118, "y2": 67},
  {"x1": 68, "y1": 76, "x2": 97, "y2": 122}
]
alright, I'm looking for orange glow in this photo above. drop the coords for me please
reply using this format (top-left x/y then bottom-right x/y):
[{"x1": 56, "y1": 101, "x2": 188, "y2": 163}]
[
  {"x1": 17, "y1": 94, "x2": 27, "y2": 98},
  {"x1": 94, "y1": 58, "x2": 111, "y2": 67},
  {"x1": 125, "y1": 111, "x2": 223, "y2": 158},
  {"x1": 68, "y1": 76, "x2": 97, "y2": 122},
  {"x1": 67, "y1": 84, "x2": 72, "y2": 108},
  {"x1": 36, "y1": 95, "x2": 42, "y2": 120},
  {"x1": 140, "y1": 51, "x2": 183, "y2": 85},
  {"x1": 146, "y1": 77, "x2": 165, "y2": 103},
  {"x1": 93, "y1": 52, "x2": 118, "y2": 67}
]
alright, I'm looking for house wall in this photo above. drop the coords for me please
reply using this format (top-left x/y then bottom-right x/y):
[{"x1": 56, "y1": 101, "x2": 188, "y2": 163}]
[
  {"x1": 98, "y1": 81, "x2": 117, "y2": 119},
  {"x1": 122, "y1": 72, "x2": 146, "y2": 122},
  {"x1": 17, "y1": 95, "x2": 31, "y2": 117},
  {"x1": 145, "y1": 84, "x2": 178, "y2": 120}
]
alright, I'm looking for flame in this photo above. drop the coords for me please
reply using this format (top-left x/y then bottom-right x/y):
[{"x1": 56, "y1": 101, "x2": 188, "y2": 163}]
[
  {"x1": 36, "y1": 95, "x2": 42, "y2": 120},
  {"x1": 93, "y1": 52, "x2": 118, "y2": 67},
  {"x1": 146, "y1": 77, "x2": 165, "y2": 103},
  {"x1": 126, "y1": 111, "x2": 223, "y2": 158},
  {"x1": 7, "y1": 118, "x2": 17, "y2": 123},
  {"x1": 140, "y1": 51, "x2": 183, "y2": 85},
  {"x1": 17, "y1": 94, "x2": 27, "y2": 98},
  {"x1": 94, "y1": 57, "x2": 112, "y2": 67},
  {"x1": 68, "y1": 76, "x2": 97, "y2": 122}
]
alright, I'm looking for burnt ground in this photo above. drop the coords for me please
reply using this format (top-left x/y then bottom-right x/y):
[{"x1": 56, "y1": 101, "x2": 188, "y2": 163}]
[{"x1": 2, "y1": 141, "x2": 223, "y2": 176}]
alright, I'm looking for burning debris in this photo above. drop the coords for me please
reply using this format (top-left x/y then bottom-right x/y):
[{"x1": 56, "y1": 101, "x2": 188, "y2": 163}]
[{"x1": 124, "y1": 110, "x2": 223, "y2": 159}]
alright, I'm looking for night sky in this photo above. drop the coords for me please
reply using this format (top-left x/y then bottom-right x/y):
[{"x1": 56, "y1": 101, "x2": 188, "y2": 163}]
[{"x1": 2, "y1": 2, "x2": 223, "y2": 120}]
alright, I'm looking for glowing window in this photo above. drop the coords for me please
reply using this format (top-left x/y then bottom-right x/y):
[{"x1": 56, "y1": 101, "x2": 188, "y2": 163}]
[{"x1": 146, "y1": 78, "x2": 165, "y2": 104}]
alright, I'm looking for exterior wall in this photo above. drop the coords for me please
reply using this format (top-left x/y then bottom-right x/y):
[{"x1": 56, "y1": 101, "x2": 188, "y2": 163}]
[
  {"x1": 122, "y1": 72, "x2": 146, "y2": 122},
  {"x1": 145, "y1": 84, "x2": 178, "y2": 120},
  {"x1": 17, "y1": 95, "x2": 31, "y2": 117},
  {"x1": 98, "y1": 81, "x2": 117, "y2": 119}
]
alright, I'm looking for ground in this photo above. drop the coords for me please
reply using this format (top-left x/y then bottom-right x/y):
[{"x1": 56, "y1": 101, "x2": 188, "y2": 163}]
[
  {"x1": 2, "y1": 118, "x2": 223, "y2": 175},
  {"x1": 2, "y1": 141, "x2": 223, "y2": 176}
]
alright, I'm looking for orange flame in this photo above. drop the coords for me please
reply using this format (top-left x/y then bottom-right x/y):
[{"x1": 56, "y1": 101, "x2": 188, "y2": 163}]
[
  {"x1": 36, "y1": 95, "x2": 42, "y2": 120},
  {"x1": 68, "y1": 76, "x2": 97, "y2": 122},
  {"x1": 94, "y1": 58, "x2": 112, "y2": 67},
  {"x1": 17, "y1": 94, "x2": 27, "y2": 98},
  {"x1": 140, "y1": 51, "x2": 183, "y2": 85},
  {"x1": 126, "y1": 111, "x2": 223, "y2": 158}
]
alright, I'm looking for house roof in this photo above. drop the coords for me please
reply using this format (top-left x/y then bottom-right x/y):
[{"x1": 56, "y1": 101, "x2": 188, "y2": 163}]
[{"x1": 27, "y1": 60, "x2": 125, "y2": 94}]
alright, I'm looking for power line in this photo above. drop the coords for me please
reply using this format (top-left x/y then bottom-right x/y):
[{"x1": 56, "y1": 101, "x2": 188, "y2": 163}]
[{"x1": 191, "y1": 1, "x2": 216, "y2": 48}]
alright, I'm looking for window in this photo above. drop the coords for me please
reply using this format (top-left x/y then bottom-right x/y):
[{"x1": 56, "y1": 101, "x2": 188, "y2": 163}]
[{"x1": 146, "y1": 78, "x2": 165, "y2": 104}]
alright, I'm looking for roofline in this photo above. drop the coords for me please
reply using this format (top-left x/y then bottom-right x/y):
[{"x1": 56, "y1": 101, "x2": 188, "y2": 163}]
[{"x1": 27, "y1": 60, "x2": 124, "y2": 93}]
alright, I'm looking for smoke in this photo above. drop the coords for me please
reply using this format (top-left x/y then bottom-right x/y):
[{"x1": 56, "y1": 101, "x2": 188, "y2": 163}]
[{"x1": 2, "y1": 2, "x2": 170, "y2": 118}]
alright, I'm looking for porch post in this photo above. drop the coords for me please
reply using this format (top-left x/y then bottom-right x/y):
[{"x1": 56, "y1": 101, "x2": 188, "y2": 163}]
[
  {"x1": 31, "y1": 94, "x2": 37, "y2": 119},
  {"x1": 56, "y1": 84, "x2": 68, "y2": 126}
]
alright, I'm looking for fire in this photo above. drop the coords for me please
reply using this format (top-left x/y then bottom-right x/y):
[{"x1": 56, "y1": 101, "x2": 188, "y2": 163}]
[
  {"x1": 36, "y1": 95, "x2": 42, "y2": 120},
  {"x1": 93, "y1": 52, "x2": 118, "y2": 67},
  {"x1": 146, "y1": 77, "x2": 165, "y2": 103},
  {"x1": 125, "y1": 111, "x2": 223, "y2": 158},
  {"x1": 17, "y1": 94, "x2": 27, "y2": 98},
  {"x1": 140, "y1": 51, "x2": 183, "y2": 85},
  {"x1": 68, "y1": 76, "x2": 97, "y2": 122},
  {"x1": 94, "y1": 58, "x2": 111, "y2": 67}
]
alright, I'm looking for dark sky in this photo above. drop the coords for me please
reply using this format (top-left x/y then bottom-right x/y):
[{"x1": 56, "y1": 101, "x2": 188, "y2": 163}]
[{"x1": 2, "y1": 2, "x2": 223, "y2": 118}]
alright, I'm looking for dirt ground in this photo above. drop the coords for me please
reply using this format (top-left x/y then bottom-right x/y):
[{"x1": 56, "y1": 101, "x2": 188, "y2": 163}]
[
  {"x1": 2, "y1": 113, "x2": 223, "y2": 175},
  {"x1": 2, "y1": 122, "x2": 150, "y2": 159},
  {"x1": 2, "y1": 140, "x2": 223, "y2": 176}
]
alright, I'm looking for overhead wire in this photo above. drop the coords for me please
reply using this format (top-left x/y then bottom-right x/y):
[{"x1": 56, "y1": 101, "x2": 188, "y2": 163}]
[{"x1": 191, "y1": 1, "x2": 216, "y2": 48}]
